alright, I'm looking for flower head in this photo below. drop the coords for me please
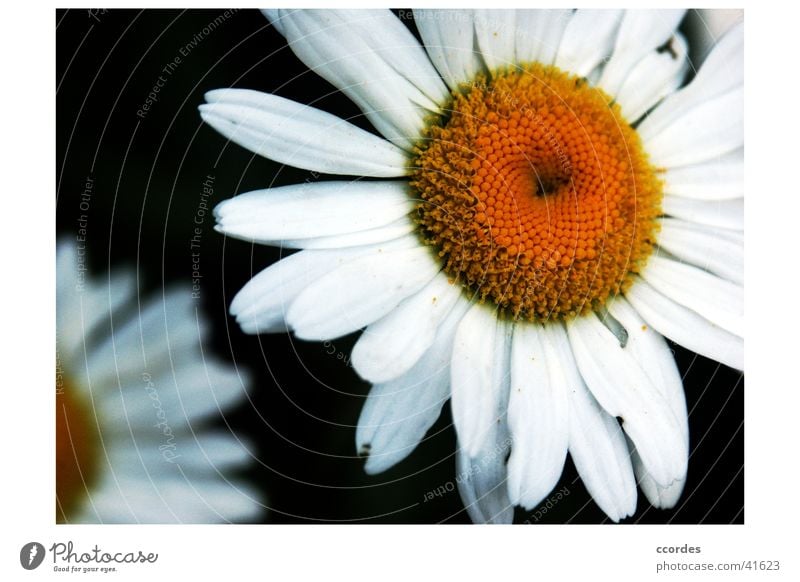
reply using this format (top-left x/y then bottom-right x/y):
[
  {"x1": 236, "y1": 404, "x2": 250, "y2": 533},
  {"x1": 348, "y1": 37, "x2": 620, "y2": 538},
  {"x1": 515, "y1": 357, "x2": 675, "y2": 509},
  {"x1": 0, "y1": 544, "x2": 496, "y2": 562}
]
[
  {"x1": 202, "y1": 9, "x2": 743, "y2": 523},
  {"x1": 56, "y1": 239, "x2": 261, "y2": 523}
]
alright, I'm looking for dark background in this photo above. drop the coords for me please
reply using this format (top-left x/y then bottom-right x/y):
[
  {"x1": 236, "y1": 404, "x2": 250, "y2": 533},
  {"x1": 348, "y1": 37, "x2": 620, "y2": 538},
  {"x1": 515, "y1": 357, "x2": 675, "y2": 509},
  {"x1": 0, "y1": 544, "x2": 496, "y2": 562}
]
[{"x1": 56, "y1": 8, "x2": 743, "y2": 524}]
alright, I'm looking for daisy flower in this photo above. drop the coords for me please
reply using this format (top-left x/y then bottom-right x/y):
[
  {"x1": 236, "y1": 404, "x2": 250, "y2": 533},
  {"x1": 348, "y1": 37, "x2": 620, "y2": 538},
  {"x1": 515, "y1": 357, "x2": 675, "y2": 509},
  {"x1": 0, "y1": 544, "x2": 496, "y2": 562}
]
[
  {"x1": 56, "y1": 239, "x2": 261, "y2": 523},
  {"x1": 201, "y1": 9, "x2": 743, "y2": 523}
]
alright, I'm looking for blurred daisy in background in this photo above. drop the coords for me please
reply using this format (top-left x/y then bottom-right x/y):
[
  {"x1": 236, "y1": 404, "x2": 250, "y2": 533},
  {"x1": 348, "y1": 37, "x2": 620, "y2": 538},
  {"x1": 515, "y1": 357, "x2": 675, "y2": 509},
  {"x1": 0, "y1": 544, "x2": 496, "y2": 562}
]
[
  {"x1": 56, "y1": 239, "x2": 261, "y2": 523},
  {"x1": 202, "y1": 9, "x2": 743, "y2": 523}
]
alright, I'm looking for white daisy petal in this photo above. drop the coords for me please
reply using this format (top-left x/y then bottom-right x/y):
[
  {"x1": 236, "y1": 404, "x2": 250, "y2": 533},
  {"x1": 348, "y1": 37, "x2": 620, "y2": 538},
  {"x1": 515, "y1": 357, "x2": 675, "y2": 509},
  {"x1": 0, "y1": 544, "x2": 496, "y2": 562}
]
[
  {"x1": 188, "y1": 479, "x2": 262, "y2": 523},
  {"x1": 78, "y1": 270, "x2": 139, "y2": 350},
  {"x1": 230, "y1": 238, "x2": 417, "y2": 335},
  {"x1": 101, "y1": 359, "x2": 248, "y2": 433},
  {"x1": 598, "y1": 9, "x2": 686, "y2": 98},
  {"x1": 85, "y1": 289, "x2": 208, "y2": 387},
  {"x1": 88, "y1": 475, "x2": 260, "y2": 524},
  {"x1": 178, "y1": 479, "x2": 261, "y2": 523},
  {"x1": 262, "y1": 8, "x2": 286, "y2": 36},
  {"x1": 606, "y1": 297, "x2": 689, "y2": 507},
  {"x1": 606, "y1": 297, "x2": 687, "y2": 424},
  {"x1": 356, "y1": 299, "x2": 470, "y2": 474},
  {"x1": 631, "y1": 440, "x2": 686, "y2": 509},
  {"x1": 287, "y1": 244, "x2": 441, "y2": 340},
  {"x1": 453, "y1": 310, "x2": 514, "y2": 526},
  {"x1": 571, "y1": 410, "x2": 637, "y2": 523},
  {"x1": 98, "y1": 270, "x2": 139, "y2": 321},
  {"x1": 74, "y1": 481, "x2": 141, "y2": 524},
  {"x1": 615, "y1": 33, "x2": 689, "y2": 123},
  {"x1": 57, "y1": 239, "x2": 81, "y2": 312},
  {"x1": 231, "y1": 247, "x2": 364, "y2": 334},
  {"x1": 215, "y1": 180, "x2": 414, "y2": 244},
  {"x1": 567, "y1": 311, "x2": 687, "y2": 488},
  {"x1": 643, "y1": 22, "x2": 743, "y2": 137},
  {"x1": 638, "y1": 23, "x2": 743, "y2": 168},
  {"x1": 357, "y1": 371, "x2": 446, "y2": 476},
  {"x1": 474, "y1": 10, "x2": 517, "y2": 71},
  {"x1": 684, "y1": 9, "x2": 743, "y2": 66},
  {"x1": 258, "y1": 217, "x2": 416, "y2": 251},
  {"x1": 174, "y1": 434, "x2": 255, "y2": 472},
  {"x1": 514, "y1": 9, "x2": 572, "y2": 65},
  {"x1": 82, "y1": 448, "x2": 260, "y2": 525},
  {"x1": 352, "y1": 272, "x2": 462, "y2": 384},
  {"x1": 200, "y1": 89, "x2": 409, "y2": 177},
  {"x1": 456, "y1": 436, "x2": 513, "y2": 524},
  {"x1": 450, "y1": 304, "x2": 512, "y2": 458},
  {"x1": 657, "y1": 218, "x2": 743, "y2": 284},
  {"x1": 663, "y1": 196, "x2": 743, "y2": 232},
  {"x1": 555, "y1": 9, "x2": 624, "y2": 78},
  {"x1": 664, "y1": 148, "x2": 743, "y2": 200},
  {"x1": 506, "y1": 323, "x2": 569, "y2": 510},
  {"x1": 586, "y1": 66, "x2": 603, "y2": 86},
  {"x1": 275, "y1": 9, "x2": 448, "y2": 149},
  {"x1": 109, "y1": 433, "x2": 254, "y2": 474},
  {"x1": 335, "y1": 9, "x2": 449, "y2": 106},
  {"x1": 414, "y1": 9, "x2": 482, "y2": 91},
  {"x1": 641, "y1": 86, "x2": 743, "y2": 168},
  {"x1": 545, "y1": 324, "x2": 636, "y2": 522},
  {"x1": 626, "y1": 277, "x2": 744, "y2": 370},
  {"x1": 57, "y1": 242, "x2": 138, "y2": 365},
  {"x1": 59, "y1": 267, "x2": 140, "y2": 389},
  {"x1": 642, "y1": 255, "x2": 743, "y2": 338}
]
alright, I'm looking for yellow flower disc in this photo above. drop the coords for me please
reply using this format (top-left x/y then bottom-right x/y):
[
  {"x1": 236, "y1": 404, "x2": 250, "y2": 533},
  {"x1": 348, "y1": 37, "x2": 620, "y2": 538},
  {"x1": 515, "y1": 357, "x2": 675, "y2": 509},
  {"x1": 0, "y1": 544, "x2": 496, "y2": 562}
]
[
  {"x1": 412, "y1": 63, "x2": 663, "y2": 321},
  {"x1": 56, "y1": 376, "x2": 100, "y2": 522}
]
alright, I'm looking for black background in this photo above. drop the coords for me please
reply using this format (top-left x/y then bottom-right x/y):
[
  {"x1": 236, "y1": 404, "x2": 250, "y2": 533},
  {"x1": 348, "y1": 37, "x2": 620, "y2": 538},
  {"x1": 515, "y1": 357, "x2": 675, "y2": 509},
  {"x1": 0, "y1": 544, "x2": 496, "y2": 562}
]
[{"x1": 56, "y1": 8, "x2": 744, "y2": 524}]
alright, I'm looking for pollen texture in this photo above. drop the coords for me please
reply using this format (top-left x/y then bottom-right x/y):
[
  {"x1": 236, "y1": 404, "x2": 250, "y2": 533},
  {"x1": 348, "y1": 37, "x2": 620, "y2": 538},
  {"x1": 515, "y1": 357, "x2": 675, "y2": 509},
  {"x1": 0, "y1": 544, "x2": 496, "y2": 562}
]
[
  {"x1": 411, "y1": 64, "x2": 663, "y2": 321},
  {"x1": 56, "y1": 376, "x2": 100, "y2": 522}
]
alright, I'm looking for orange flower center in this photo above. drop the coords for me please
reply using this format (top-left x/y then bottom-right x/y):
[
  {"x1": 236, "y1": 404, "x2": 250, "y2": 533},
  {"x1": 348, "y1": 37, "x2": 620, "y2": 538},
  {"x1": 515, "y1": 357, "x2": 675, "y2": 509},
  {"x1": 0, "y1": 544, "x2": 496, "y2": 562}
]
[
  {"x1": 56, "y1": 372, "x2": 100, "y2": 522},
  {"x1": 412, "y1": 64, "x2": 663, "y2": 321}
]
